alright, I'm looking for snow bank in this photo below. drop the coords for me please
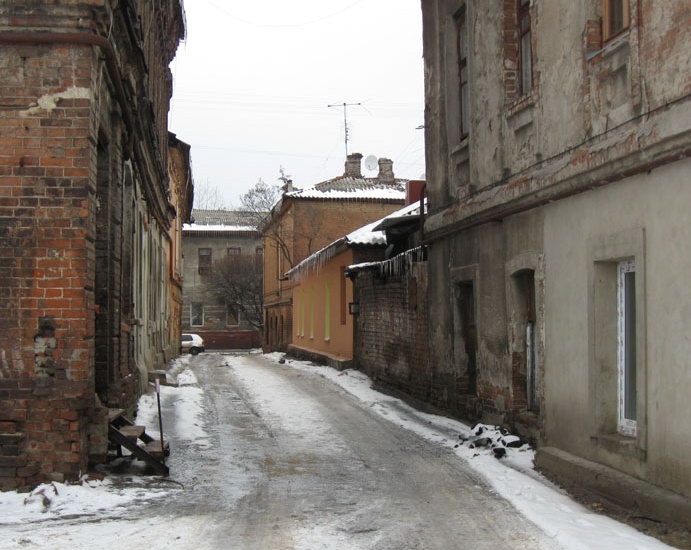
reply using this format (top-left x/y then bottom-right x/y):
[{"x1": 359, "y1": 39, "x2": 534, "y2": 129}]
[
  {"x1": 137, "y1": 365, "x2": 210, "y2": 449},
  {"x1": 267, "y1": 354, "x2": 673, "y2": 550},
  {"x1": 0, "y1": 478, "x2": 168, "y2": 526}
]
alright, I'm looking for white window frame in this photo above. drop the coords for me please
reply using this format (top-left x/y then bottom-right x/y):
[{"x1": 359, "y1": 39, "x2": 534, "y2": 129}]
[{"x1": 617, "y1": 259, "x2": 636, "y2": 436}]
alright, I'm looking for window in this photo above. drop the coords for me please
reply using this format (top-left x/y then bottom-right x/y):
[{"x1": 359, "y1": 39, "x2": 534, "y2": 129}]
[
  {"x1": 457, "y1": 281, "x2": 477, "y2": 395},
  {"x1": 512, "y1": 270, "x2": 538, "y2": 412},
  {"x1": 300, "y1": 289, "x2": 306, "y2": 337},
  {"x1": 256, "y1": 247, "x2": 263, "y2": 255},
  {"x1": 324, "y1": 282, "x2": 331, "y2": 341},
  {"x1": 455, "y1": 5, "x2": 469, "y2": 138},
  {"x1": 518, "y1": 0, "x2": 532, "y2": 95},
  {"x1": 226, "y1": 304, "x2": 239, "y2": 326},
  {"x1": 198, "y1": 248, "x2": 211, "y2": 275},
  {"x1": 309, "y1": 286, "x2": 315, "y2": 339},
  {"x1": 190, "y1": 302, "x2": 204, "y2": 327},
  {"x1": 340, "y1": 266, "x2": 347, "y2": 325},
  {"x1": 618, "y1": 259, "x2": 636, "y2": 436},
  {"x1": 603, "y1": 0, "x2": 629, "y2": 42},
  {"x1": 227, "y1": 247, "x2": 241, "y2": 255}
]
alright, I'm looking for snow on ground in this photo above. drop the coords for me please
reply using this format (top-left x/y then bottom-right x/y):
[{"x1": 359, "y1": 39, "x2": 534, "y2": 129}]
[
  {"x1": 0, "y1": 478, "x2": 168, "y2": 527},
  {"x1": 225, "y1": 355, "x2": 350, "y2": 457},
  {"x1": 136, "y1": 358, "x2": 210, "y2": 449},
  {"x1": 263, "y1": 353, "x2": 673, "y2": 550},
  {"x1": 0, "y1": 355, "x2": 210, "y2": 550}
]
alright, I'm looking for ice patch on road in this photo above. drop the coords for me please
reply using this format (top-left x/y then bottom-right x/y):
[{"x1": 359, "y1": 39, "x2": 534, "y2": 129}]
[{"x1": 266, "y1": 354, "x2": 672, "y2": 550}]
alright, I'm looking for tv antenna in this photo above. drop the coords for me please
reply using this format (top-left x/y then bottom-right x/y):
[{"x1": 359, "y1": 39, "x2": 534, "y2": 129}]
[{"x1": 328, "y1": 101, "x2": 364, "y2": 157}]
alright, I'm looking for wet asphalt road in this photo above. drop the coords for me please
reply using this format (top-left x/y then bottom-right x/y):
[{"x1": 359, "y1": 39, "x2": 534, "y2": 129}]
[{"x1": 152, "y1": 352, "x2": 558, "y2": 550}]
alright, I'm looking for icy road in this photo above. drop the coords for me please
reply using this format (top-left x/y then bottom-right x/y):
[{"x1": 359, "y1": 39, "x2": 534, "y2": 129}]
[{"x1": 0, "y1": 352, "x2": 672, "y2": 550}]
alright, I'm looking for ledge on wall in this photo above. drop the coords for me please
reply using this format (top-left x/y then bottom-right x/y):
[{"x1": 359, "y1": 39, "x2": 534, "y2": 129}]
[
  {"x1": 535, "y1": 446, "x2": 691, "y2": 530},
  {"x1": 286, "y1": 345, "x2": 352, "y2": 371}
]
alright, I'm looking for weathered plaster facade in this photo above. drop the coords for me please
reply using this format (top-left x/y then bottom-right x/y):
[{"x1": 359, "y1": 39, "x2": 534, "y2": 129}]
[
  {"x1": 182, "y1": 210, "x2": 263, "y2": 350},
  {"x1": 421, "y1": 0, "x2": 691, "y2": 515},
  {"x1": 0, "y1": 1, "x2": 185, "y2": 489}
]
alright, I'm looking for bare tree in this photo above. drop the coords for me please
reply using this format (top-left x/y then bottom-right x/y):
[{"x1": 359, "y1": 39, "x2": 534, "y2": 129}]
[
  {"x1": 240, "y1": 170, "x2": 324, "y2": 270},
  {"x1": 206, "y1": 255, "x2": 263, "y2": 329},
  {"x1": 239, "y1": 177, "x2": 280, "y2": 226},
  {"x1": 194, "y1": 179, "x2": 229, "y2": 210}
]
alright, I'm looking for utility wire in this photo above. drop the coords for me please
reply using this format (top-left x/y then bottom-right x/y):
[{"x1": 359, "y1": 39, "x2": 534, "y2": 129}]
[{"x1": 203, "y1": 0, "x2": 368, "y2": 29}]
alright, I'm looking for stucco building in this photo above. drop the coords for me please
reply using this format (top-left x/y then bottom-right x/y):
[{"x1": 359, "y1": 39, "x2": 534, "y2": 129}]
[
  {"x1": 182, "y1": 209, "x2": 263, "y2": 349},
  {"x1": 286, "y1": 219, "x2": 387, "y2": 369},
  {"x1": 0, "y1": 1, "x2": 186, "y2": 489},
  {"x1": 421, "y1": 0, "x2": 691, "y2": 522},
  {"x1": 263, "y1": 154, "x2": 407, "y2": 352}
]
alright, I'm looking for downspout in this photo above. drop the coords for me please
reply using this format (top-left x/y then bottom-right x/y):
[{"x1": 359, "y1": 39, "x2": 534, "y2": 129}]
[{"x1": 419, "y1": 183, "x2": 427, "y2": 245}]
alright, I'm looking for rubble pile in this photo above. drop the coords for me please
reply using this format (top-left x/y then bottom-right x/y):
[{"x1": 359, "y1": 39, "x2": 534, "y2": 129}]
[{"x1": 455, "y1": 423, "x2": 526, "y2": 459}]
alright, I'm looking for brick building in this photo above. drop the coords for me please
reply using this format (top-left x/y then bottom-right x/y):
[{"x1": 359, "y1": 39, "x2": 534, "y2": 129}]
[
  {"x1": 0, "y1": 1, "x2": 186, "y2": 489},
  {"x1": 182, "y1": 209, "x2": 263, "y2": 350},
  {"x1": 263, "y1": 153, "x2": 407, "y2": 352},
  {"x1": 167, "y1": 133, "x2": 194, "y2": 357},
  {"x1": 421, "y1": 0, "x2": 691, "y2": 523},
  {"x1": 347, "y1": 198, "x2": 429, "y2": 403}
]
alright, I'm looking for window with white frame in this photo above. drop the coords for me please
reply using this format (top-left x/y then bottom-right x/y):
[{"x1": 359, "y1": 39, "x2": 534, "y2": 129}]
[{"x1": 617, "y1": 259, "x2": 636, "y2": 436}]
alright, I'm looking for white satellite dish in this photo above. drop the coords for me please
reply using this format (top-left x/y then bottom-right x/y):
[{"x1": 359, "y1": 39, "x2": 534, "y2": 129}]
[{"x1": 364, "y1": 155, "x2": 378, "y2": 172}]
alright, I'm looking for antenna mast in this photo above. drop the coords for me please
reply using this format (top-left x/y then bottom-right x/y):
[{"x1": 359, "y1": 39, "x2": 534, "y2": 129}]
[{"x1": 328, "y1": 101, "x2": 362, "y2": 157}]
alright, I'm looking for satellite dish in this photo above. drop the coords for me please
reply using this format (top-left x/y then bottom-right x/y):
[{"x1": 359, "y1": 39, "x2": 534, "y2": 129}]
[{"x1": 364, "y1": 155, "x2": 378, "y2": 172}]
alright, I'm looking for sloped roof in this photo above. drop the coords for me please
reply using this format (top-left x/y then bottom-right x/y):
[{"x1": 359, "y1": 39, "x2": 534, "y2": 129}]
[
  {"x1": 285, "y1": 175, "x2": 407, "y2": 202},
  {"x1": 286, "y1": 200, "x2": 426, "y2": 280},
  {"x1": 374, "y1": 197, "x2": 427, "y2": 231},
  {"x1": 183, "y1": 209, "x2": 261, "y2": 233}
]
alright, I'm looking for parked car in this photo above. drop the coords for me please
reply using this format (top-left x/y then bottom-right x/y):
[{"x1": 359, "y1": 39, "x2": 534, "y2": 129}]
[{"x1": 181, "y1": 333, "x2": 205, "y2": 355}]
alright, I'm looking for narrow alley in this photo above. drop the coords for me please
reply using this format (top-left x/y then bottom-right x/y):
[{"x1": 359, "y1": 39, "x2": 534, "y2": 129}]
[{"x1": 1, "y1": 352, "x2": 674, "y2": 550}]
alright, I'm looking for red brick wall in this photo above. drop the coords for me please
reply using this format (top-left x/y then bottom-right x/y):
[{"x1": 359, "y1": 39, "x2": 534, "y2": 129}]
[
  {"x1": 0, "y1": 39, "x2": 98, "y2": 489},
  {"x1": 354, "y1": 263, "x2": 431, "y2": 402},
  {"x1": 193, "y1": 330, "x2": 261, "y2": 350}
]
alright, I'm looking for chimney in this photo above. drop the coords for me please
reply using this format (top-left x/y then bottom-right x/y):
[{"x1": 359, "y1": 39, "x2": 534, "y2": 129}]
[
  {"x1": 406, "y1": 179, "x2": 426, "y2": 205},
  {"x1": 281, "y1": 179, "x2": 293, "y2": 193},
  {"x1": 377, "y1": 157, "x2": 395, "y2": 184},
  {"x1": 344, "y1": 153, "x2": 363, "y2": 178}
]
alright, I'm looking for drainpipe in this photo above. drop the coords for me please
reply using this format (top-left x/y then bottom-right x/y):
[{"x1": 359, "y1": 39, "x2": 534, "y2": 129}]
[{"x1": 419, "y1": 183, "x2": 426, "y2": 245}]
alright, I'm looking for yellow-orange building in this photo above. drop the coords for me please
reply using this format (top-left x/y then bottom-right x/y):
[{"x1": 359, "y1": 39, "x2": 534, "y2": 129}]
[
  {"x1": 286, "y1": 220, "x2": 387, "y2": 368},
  {"x1": 263, "y1": 153, "x2": 407, "y2": 351}
]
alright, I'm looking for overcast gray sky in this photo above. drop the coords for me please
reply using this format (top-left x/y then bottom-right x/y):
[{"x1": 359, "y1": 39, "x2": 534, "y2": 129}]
[{"x1": 168, "y1": 0, "x2": 425, "y2": 208}]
